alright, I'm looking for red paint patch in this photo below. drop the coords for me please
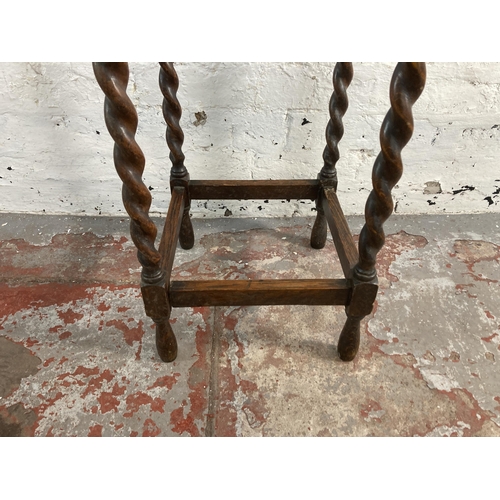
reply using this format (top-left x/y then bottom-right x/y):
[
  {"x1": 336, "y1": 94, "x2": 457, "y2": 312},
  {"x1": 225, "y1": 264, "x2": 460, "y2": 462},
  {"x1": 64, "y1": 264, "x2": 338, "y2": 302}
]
[
  {"x1": 43, "y1": 357, "x2": 55, "y2": 367},
  {"x1": 455, "y1": 283, "x2": 477, "y2": 299},
  {"x1": 105, "y1": 319, "x2": 145, "y2": 346},
  {"x1": 142, "y1": 418, "x2": 161, "y2": 437},
  {"x1": 482, "y1": 333, "x2": 499, "y2": 343},
  {"x1": 73, "y1": 366, "x2": 100, "y2": 378},
  {"x1": 224, "y1": 313, "x2": 239, "y2": 332},
  {"x1": 35, "y1": 391, "x2": 65, "y2": 416},
  {"x1": 170, "y1": 406, "x2": 200, "y2": 436},
  {"x1": 147, "y1": 373, "x2": 181, "y2": 391},
  {"x1": 25, "y1": 337, "x2": 39, "y2": 348},
  {"x1": 123, "y1": 392, "x2": 165, "y2": 417},
  {"x1": 135, "y1": 343, "x2": 142, "y2": 360},
  {"x1": 59, "y1": 331, "x2": 72, "y2": 340},
  {"x1": 88, "y1": 424, "x2": 103, "y2": 437},
  {"x1": 97, "y1": 393, "x2": 119, "y2": 414},
  {"x1": 97, "y1": 383, "x2": 126, "y2": 414},
  {"x1": 57, "y1": 309, "x2": 84, "y2": 325},
  {"x1": 82, "y1": 369, "x2": 114, "y2": 397}
]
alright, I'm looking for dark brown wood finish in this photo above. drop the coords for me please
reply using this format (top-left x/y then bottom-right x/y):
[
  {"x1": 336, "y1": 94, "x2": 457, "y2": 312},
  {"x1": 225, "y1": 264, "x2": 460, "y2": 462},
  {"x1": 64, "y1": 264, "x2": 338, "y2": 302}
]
[
  {"x1": 311, "y1": 63, "x2": 353, "y2": 250},
  {"x1": 159, "y1": 186, "x2": 185, "y2": 277},
  {"x1": 95, "y1": 62, "x2": 426, "y2": 366},
  {"x1": 141, "y1": 186, "x2": 185, "y2": 362},
  {"x1": 92, "y1": 63, "x2": 161, "y2": 276},
  {"x1": 189, "y1": 179, "x2": 320, "y2": 200},
  {"x1": 337, "y1": 62, "x2": 426, "y2": 361},
  {"x1": 321, "y1": 187, "x2": 359, "y2": 279},
  {"x1": 159, "y1": 62, "x2": 194, "y2": 251},
  {"x1": 93, "y1": 62, "x2": 177, "y2": 363},
  {"x1": 170, "y1": 279, "x2": 351, "y2": 307},
  {"x1": 356, "y1": 62, "x2": 427, "y2": 281}
]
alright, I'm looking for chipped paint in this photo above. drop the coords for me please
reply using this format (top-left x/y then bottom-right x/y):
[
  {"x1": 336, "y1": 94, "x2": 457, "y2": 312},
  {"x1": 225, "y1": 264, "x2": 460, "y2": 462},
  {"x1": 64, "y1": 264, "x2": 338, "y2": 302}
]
[
  {"x1": 3, "y1": 63, "x2": 500, "y2": 218},
  {"x1": 367, "y1": 229, "x2": 500, "y2": 433},
  {"x1": 0, "y1": 282, "x2": 211, "y2": 436},
  {"x1": 1, "y1": 214, "x2": 500, "y2": 436}
]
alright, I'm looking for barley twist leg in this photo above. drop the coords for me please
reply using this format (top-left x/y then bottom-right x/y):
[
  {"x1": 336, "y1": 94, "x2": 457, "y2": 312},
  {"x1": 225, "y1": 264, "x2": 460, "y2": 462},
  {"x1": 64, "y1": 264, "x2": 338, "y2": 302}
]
[
  {"x1": 311, "y1": 62, "x2": 353, "y2": 249},
  {"x1": 93, "y1": 62, "x2": 177, "y2": 362},
  {"x1": 338, "y1": 62, "x2": 426, "y2": 361},
  {"x1": 159, "y1": 62, "x2": 194, "y2": 250}
]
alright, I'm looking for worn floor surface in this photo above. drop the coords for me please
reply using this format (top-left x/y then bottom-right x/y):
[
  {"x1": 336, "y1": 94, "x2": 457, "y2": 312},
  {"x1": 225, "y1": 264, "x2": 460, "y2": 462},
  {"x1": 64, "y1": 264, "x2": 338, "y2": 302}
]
[{"x1": 1, "y1": 213, "x2": 499, "y2": 437}]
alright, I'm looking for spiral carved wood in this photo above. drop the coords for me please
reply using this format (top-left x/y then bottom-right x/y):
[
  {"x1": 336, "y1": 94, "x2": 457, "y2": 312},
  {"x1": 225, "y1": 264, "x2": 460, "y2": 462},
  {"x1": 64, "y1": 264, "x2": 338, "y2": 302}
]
[
  {"x1": 356, "y1": 62, "x2": 426, "y2": 281},
  {"x1": 159, "y1": 62, "x2": 188, "y2": 181},
  {"x1": 311, "y1": 62, "x2": 353, "y2": 249},
  {"x1": 93, "y1": 63, "x2": 161, "y2": 277},
  {"x1": 159, "y1": 62, "x2": 194, "y2": 250},
  {"x1": 320, "y1": 62, "x2": 354, "y2": 186}
]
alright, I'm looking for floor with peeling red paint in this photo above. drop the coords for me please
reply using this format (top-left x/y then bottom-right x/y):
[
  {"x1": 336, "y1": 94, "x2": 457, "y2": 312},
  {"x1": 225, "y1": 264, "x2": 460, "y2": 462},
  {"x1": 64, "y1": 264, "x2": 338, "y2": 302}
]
[{"x1": 1, "y1": 213, "x2": 499, "y2": 436}]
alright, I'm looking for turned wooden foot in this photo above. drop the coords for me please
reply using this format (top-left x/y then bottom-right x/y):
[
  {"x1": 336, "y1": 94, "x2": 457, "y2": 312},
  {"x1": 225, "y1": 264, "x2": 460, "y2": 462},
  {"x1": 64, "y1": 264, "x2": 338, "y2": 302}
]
[
  {"x1": 179, "y1": 209, "x2": 194, "y2": 250},
  {"x1": 337, "y1": 314, "x2": 362, "y2": 361},
  {"x1": 310, "y1": 210, "x2": 327, "y2": 249},
  {"x1": 155, "y1": 318, "x2": 178, "y2": 362}
]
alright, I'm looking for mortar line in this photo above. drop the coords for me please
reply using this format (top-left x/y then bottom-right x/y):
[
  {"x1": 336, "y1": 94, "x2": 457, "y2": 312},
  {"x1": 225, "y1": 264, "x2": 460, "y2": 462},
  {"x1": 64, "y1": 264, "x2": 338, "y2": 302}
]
[{"x1": 205, "y1": 305, "x2": 220, "y2": 437}]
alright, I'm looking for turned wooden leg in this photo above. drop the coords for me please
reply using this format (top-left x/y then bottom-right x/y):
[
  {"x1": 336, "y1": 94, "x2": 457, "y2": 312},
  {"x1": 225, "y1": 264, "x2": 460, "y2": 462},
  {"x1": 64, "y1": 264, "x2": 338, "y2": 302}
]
[
  {"x1": 310, "y1": 202, "x2": 328, "y2": 249},
  {"x1": 338, "y1": 280, "x2": 378, "y2": 361},
  {"x1": 338, "y1": 62, "x2": 427, "y2": 362},
  {"x1": 179, "y1": 209, "x2": 194, "y2": 250},
  {"x1": 155, "y1": 318, "x2": 178, "y2": 362},
  {"x1": 150, "y1": 185, "x2": 186, "y2": 362},
  {"x1": 94, "y1": 63, "x2": 176, "y2": 361},
  {"x1": 311, "y1": 62, "x2": 353, "y2": 249},
  {"x1": 159, "y1": 62, "x2": 195, "y2": 251},
  {"x1": 93, "y1": 63, "x2": 161, "y2": 270},
  {"x1": 338, "y1": 314, "x2": 362, "y2": 361}
]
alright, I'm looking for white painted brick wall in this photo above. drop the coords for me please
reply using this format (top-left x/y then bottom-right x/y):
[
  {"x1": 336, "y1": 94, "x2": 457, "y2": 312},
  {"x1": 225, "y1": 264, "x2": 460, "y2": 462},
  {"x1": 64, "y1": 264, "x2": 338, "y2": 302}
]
[{"x1": 1, "y1": 62, "x2": 499, "y2": 218}]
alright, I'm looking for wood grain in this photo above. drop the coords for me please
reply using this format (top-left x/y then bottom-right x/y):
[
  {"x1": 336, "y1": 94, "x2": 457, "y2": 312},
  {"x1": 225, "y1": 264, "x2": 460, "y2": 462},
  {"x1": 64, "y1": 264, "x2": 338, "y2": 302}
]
[
  {"x1": 170, "y1": 278, "x2": 350, "y2": 307},
  {"x1": 159, "y1": 186, "x2": 185, "y2": 280},
  {"x1": 321, "y1": 188, "x2": 359, "y2": 279},
  {"x1": 189, "y1": 179, "x2": 320, "y2": 200}
]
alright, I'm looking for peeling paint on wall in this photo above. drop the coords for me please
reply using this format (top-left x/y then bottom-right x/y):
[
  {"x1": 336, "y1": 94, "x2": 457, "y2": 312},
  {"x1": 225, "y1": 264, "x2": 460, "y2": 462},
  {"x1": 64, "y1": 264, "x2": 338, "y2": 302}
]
[{"x1": 0, "y1": 62, "x2": 500, "y2": 217}]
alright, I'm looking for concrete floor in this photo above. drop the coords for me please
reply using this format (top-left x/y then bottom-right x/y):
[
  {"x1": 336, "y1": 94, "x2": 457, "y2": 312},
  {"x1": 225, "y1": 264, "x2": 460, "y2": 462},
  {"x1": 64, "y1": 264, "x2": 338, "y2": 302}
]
[{"x1": 1, "y1": 212, "x2": 499, "y2": 437}]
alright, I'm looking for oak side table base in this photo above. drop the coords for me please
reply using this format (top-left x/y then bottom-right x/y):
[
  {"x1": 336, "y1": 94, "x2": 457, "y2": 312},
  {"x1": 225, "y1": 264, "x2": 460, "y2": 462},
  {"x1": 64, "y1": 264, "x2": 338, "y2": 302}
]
[{"x1": 93, "y1": 62, "x2": 426, "y2": 363}]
